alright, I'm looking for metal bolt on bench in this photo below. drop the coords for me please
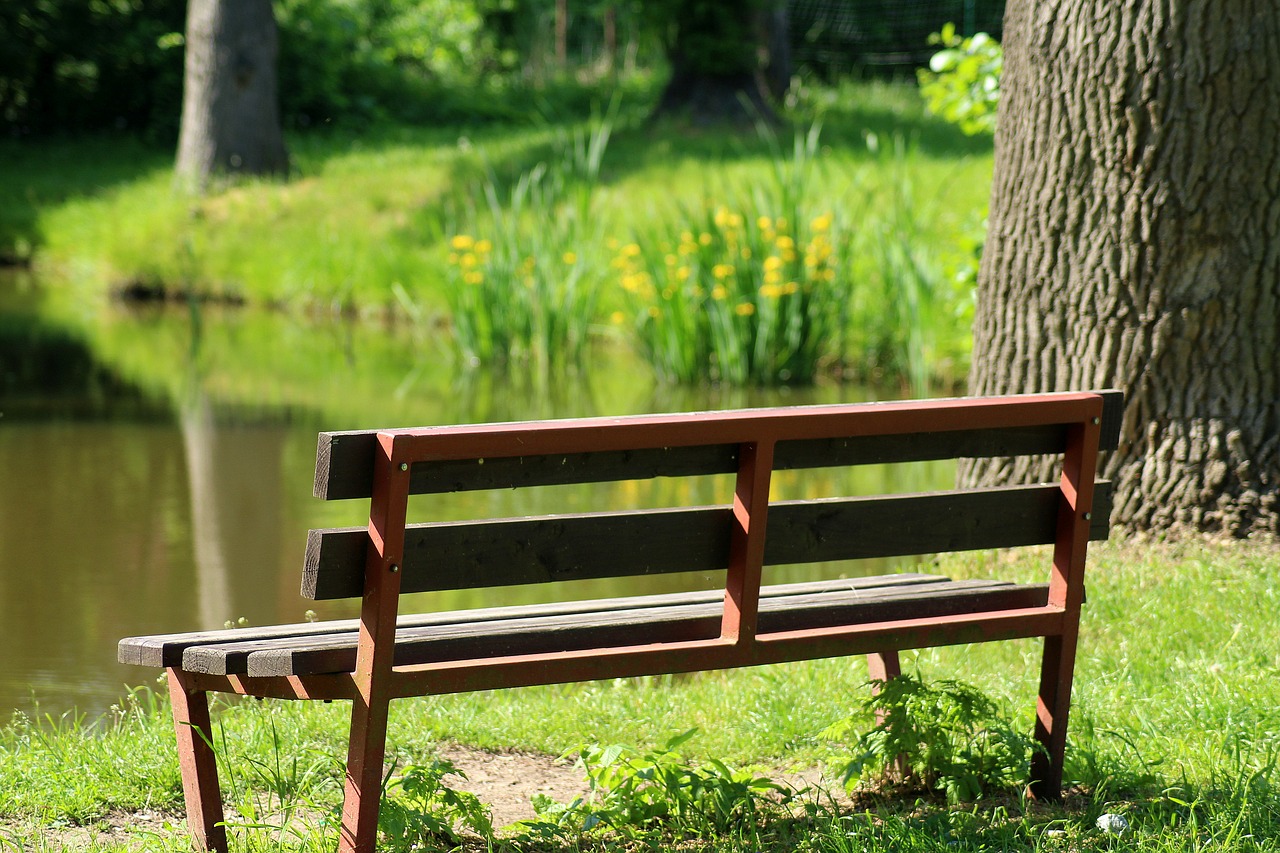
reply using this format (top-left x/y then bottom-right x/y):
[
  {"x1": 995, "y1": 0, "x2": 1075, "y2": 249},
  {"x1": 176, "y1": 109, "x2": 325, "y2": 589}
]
[{"x1": 119, "y1": 390, "x2": 1122, "y2": 853}]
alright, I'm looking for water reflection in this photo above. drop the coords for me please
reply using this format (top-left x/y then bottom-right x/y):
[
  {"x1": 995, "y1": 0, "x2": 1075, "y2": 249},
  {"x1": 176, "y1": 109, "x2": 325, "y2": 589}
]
[{"x1": 0, "y1": 271, "x2": 950, "y2": 718}]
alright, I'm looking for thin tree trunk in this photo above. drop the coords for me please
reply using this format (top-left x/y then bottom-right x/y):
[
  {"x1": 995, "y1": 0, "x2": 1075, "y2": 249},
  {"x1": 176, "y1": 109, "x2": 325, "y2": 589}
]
[
  {"x1": 963, "y1": 0, "x2": 1280, "y2": 536},
  {"x1": 556, "y1": 0, "x2": 568, "y2": 67},
  {"x1": 175, "y1": 0, "x2": 288, "y2": 190}
]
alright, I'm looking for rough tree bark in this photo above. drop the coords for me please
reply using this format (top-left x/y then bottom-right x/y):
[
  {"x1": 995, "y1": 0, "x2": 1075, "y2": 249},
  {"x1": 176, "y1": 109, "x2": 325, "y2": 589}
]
[
  {"x1": 174, "y1": 0, "x2": 288, "y2": 190},
  {"x1": 962, "y1": 1, "x2": 1280, "y2": 536}
]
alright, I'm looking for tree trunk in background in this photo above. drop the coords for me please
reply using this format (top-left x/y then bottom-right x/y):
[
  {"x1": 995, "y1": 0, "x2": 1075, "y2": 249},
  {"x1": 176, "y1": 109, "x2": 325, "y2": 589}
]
[
  {"x1": 761, "y1": 1, "x2": 792, "y2": 101},
  {"x1": 175, "y1": 0, "x2": 288, "y2": 190},
  {"x1": 962, "y1": 0, "x2": 1280, "y2": 535},
  {"x1": 555, "y1": 0, "x2": 568, "y2": 67},
  {"x1": 651, "y1": 0, "x2": 774, "y2": 123}
]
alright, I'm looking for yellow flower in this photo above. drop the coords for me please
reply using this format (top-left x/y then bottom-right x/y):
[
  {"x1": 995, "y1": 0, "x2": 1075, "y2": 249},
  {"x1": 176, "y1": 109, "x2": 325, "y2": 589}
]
[
  {"x1": 665, "y1": 254, "x2": 678, "y2": 267},
  {"x1": 763, "y1": 270, "x2": 782, "y2": 285},
  {"x1": 712, "y1": 286, "x2": 727, "y2": 300},
  {"x1": 451, "y1": 235, "x2": 474, "y2": 250},
  {"x1": 712, "y1": 263, "x2": 735, "y2": 279},
  {"x1": 463, "y1": 271, "x2": 484, "y2": 285},
  {"x1": 760, "y1": 283, "x2": 783, "y2": 299},
  {"x1": 775, "y1": 235, "x2": 795, "y2": 250},
  {"x1": 735, "y1": 302, "x2": 756, "y2": 316},
  {"x1": 740, "y1": 247, "x2": 752, "y2": 260},
  {"x1": 763, "y1": 255, "x2": 783, "y2": 272},
  {"x1": 475, "y1": 239, "x2": 493, "y2": 253},
  {"x1": 676, "y1": 266, "x2": 691, "y2": 280},
  {"x1": 647, "y1": 306, "x2": 660, "y2": 318},
  {"x1": 810, "y1": 213, "x2": 832, "y2": 232},
  {"x1": 714, "y1": 206, "x2": 731, "y2": 228},
  {"x1": 622, "y1": 243, "x2": 642, "y2": 257},
  {"x1": 562, "y1": 251, "x2": 577, "y2": 265},
  {"x1": 756, "y1": 216, "x2": 773, "y2": 231},
  {"x1": 698, "y1": 232, "x2": 713, "y2": 246},
  {"x1": 459, "y1": 253, "x2": 478, "y2": 268},
  {"x1": 782, "y1": 281, "x2": 799, "y2": 295},
  {"x1": 610, "y1": 310, "x2": 625, "y2": 324}
]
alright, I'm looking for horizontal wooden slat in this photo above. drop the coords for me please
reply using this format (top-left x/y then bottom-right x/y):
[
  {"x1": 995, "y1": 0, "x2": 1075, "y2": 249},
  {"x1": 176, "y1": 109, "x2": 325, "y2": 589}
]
[
  {"x1": 313, "y1": 391, "x2": 1123, "y2": 500},
  {"x1": 178, "y1": 577, "x2": 1049, "y2": 677},
  {"x1": 120, "y1": 574, "x2": 947, "y2": 668},
  {"x1": 303, "y1": 481, "x2": 1112, "y2": 600}
]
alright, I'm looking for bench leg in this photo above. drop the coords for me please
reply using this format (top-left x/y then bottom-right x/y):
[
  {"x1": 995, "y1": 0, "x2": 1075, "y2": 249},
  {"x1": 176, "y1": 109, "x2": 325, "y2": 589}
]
[
  {"x1": 1029, "y1": 632, "x2": 1078, "y2": 799},
  {"x1": 166, "y1": 670, "x2": 228, "y2": 853},
  {"x1": 866, "y1": 650, "x2": 902, "y2": 722},
  {"x1": 866, "y1": 651, "x2": 908, "y2": 779},
  {"x1": 338, "y1": 694, "x2": 391, "y2": 853}
]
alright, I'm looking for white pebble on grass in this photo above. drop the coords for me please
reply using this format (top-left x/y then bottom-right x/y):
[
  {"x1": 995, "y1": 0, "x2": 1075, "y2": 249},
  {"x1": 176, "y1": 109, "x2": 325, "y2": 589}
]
[{"x1": 1096, "y1": 813, "x2": 1130, "y2": 835}]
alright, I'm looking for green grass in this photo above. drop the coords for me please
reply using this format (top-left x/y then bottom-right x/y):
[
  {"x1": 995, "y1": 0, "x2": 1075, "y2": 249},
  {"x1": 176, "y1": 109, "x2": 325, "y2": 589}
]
[{"x1": 4, "y1": 540, "x2": 1280, "y2": 850}]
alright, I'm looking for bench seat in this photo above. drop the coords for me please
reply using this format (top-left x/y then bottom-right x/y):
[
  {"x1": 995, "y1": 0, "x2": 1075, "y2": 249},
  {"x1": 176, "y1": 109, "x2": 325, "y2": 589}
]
[{"x1": 121, "y1": 574, "x2": 1048, "y2": 679}]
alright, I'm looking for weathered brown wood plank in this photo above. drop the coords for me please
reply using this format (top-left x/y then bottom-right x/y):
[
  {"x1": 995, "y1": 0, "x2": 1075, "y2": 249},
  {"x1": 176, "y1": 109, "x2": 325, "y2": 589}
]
[
  {"x1": 313, "y1": 391, "x2": 1123, "y2": 500},
  {"x1": 180, "y1": 579, "x2": 1049, "y2": 677},
  {"x1": 303, "y1": 482, "x2": 1113, "y2": 599},
  {"x1": 119, "y1": 573, "x2": 948, "y2": 668}
]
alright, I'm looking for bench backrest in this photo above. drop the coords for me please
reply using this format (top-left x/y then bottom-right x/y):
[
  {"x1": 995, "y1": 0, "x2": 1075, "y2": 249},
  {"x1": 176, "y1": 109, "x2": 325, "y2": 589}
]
[{"x1": 304, "y1": 392, "x2": 1121, "y2": 608}]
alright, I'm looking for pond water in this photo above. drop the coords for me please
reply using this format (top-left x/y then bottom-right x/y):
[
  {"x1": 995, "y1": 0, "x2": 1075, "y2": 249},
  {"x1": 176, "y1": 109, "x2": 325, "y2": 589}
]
[{"x1": 0, "y1": 270, "x2": 952, "y2": 719}]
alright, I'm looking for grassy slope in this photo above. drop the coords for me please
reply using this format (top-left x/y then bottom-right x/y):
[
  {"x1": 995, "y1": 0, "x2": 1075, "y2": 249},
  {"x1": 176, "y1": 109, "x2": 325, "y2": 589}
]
[
  {"x1": 6, "y1": 83, "x2": 993, "y2": 318},
  {"x1": 3, "y1": 540, "x2": 1279, "y2": 851}
]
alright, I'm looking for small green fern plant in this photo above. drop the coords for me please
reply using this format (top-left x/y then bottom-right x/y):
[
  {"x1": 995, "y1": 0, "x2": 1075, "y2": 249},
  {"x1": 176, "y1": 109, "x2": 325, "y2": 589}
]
[
  {"x1": 522, "y1": 728, "x2": 792, "y2": 838},
  {"x1": 378, "y1": 758, "x2": 494, "y2": 849},
  {"x1": 824, "y1": 674, "x2": 1039, "y2": 803}
]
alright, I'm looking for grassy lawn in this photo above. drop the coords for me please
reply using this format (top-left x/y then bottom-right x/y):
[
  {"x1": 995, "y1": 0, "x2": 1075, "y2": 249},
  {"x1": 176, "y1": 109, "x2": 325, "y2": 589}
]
[
  {"x1": 4, "y1": 81, "x2": 992, "y2": 315},
  {"x1": 4, "y1": 539, "x2": 1279, "y2": 850},
  {"x1": 4, "y1": 80, "x2": 992, "y2": 393}
]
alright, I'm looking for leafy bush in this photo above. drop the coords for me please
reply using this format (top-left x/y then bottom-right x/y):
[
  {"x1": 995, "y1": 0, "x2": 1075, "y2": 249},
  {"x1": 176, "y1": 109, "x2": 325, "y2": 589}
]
[
  {"x1": 824, "y1": 674, "x2": 1038, "y2": 803},
  {"x1": 523, "y1": 729, "x2": 791, "y2": 838},
  {"x1": 917, "y1": 23, "x2": 1002, "y2": 136},
  {"x1": 379, "y1": 758, "x2": 494, "y2": 848}
]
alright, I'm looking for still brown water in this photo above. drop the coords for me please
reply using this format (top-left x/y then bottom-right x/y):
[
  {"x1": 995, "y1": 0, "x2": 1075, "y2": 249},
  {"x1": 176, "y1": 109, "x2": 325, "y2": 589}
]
[{"x1": 0, "y1": 271, "x2": 950, "y2": 718}]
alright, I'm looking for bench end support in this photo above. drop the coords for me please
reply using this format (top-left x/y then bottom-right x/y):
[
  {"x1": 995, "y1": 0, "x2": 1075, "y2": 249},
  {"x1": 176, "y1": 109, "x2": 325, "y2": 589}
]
[{"x1": 167, "y1": 670, "x2": 228, "y2": 853}]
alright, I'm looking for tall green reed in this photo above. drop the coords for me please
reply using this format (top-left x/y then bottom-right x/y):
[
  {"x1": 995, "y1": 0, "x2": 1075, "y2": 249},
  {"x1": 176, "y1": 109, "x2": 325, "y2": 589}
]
[
  {"x1": 443, "y1": 115, "x2": 614, "y2": 374},
  {"x1": 613, "y1": 124, "x2": 858, "y2": 386}
]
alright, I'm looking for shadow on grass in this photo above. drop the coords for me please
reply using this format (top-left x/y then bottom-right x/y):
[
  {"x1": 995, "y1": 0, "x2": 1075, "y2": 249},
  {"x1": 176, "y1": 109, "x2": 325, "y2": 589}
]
[{"x1": 0, "y1": 134, "x2": 174, "y2": 265}]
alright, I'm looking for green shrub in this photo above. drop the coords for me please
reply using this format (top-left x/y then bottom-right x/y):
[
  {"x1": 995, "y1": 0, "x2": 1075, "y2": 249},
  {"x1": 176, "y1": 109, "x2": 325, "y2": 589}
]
[
  {"x1": 522, "y1": 729, "x2": 791, "y2": 839},
  {"x1": 379, "y1": 759, "x2": 494, "y2": 849},
  {"x1": 824, "y1": 674, "x2": 1038, "y2": 803},
  {"x1": 917, "y1": 23, "x2": 1002, "y2": 137}
]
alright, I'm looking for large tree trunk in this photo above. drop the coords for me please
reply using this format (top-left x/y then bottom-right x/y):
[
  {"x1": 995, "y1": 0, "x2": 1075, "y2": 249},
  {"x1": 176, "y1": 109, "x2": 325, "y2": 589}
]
[
  {"x1": 175, "y1": 0, "x2": 288, "y2": 190},
  {"x1": 963, "y1": 0, "x2": 1280, "y2": 536}
]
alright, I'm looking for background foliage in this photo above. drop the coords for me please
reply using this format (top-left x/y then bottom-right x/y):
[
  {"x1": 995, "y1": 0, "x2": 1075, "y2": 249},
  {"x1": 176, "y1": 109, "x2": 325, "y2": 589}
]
[{"x1": 0, "y1": 0, "x2": 1007, "y2": 138}]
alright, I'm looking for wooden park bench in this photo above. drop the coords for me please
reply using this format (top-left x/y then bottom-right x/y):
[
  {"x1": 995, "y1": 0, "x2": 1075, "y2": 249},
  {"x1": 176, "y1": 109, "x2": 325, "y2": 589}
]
[{"x1": 119, "y1": 390, "x2": 1121, "y2": 853}]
